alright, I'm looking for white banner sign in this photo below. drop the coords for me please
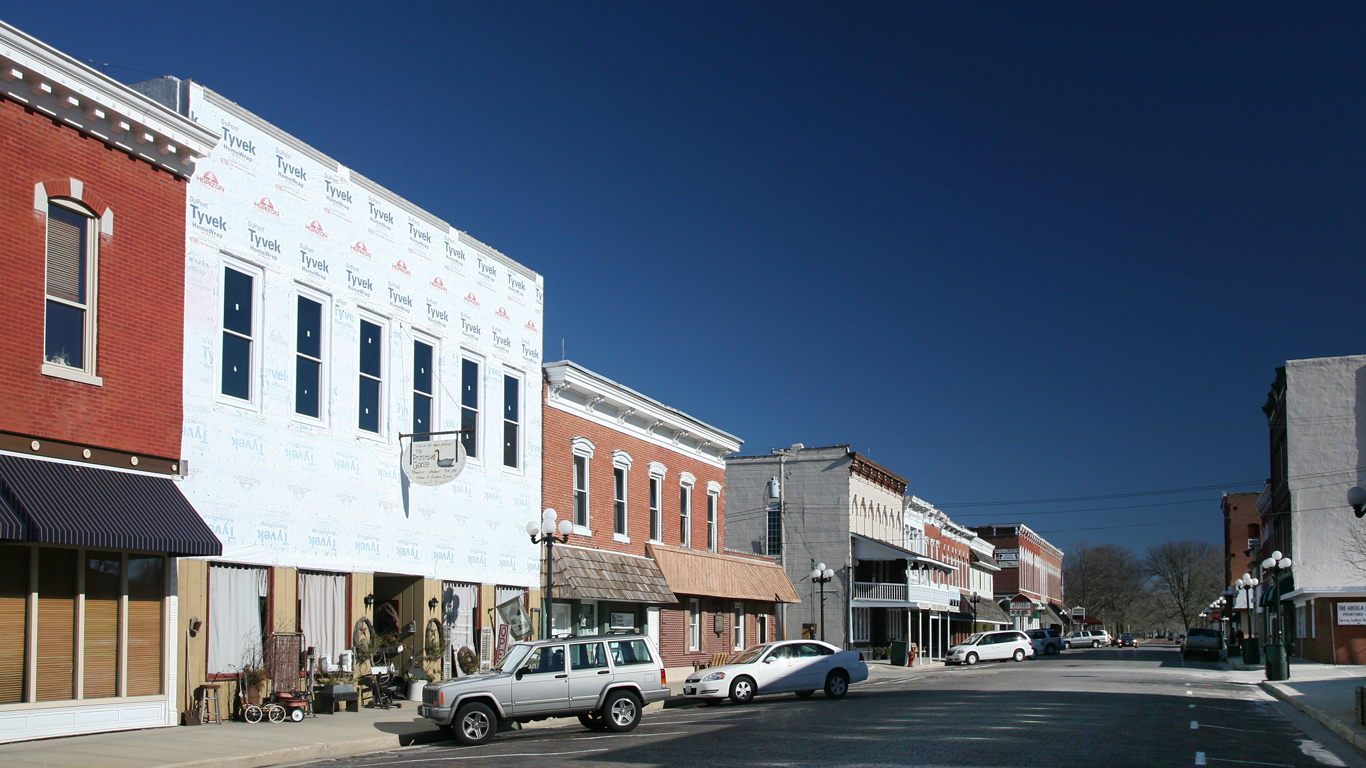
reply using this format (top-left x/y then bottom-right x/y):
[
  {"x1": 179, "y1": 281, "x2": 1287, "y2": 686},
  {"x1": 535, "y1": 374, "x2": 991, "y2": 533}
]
[
  {"x1": 997, "y1": 549, "x2": 1019, "y2": 568},
  {"x1": 1337, "y1": 602, "x2": 1366, "y2": 626}
]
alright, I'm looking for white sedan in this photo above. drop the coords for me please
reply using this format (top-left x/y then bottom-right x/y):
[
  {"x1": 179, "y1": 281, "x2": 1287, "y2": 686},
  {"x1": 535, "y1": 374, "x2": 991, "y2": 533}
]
[{"x1": 682, "y1": 640, "x2": 869, "y2": 704}]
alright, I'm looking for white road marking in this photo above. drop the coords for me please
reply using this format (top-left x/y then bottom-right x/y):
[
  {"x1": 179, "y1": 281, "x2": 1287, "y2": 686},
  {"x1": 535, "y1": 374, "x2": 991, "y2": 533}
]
[
  {"x1": 1297, "y1": 739, "x2": 1347, "y2": 766},
  {"x1": 1196, "y1": 752, "x2": 1207, "y2": 766},
  {"x1": 1191, "y1": 721, "x2": 1199, "y2": 729},
  {"x1": 1189, "y1": 704, "x2": 1197, "y2": 708},
  {"x1": 357, "y1": 748, "x2": 611, "y2": 765},
  {"x1": 570, "y1": 731, "x2": 688, "y2": 741},
  {"x1": 1204, "y1": 758, "x2": 1295, "y2": 767}
]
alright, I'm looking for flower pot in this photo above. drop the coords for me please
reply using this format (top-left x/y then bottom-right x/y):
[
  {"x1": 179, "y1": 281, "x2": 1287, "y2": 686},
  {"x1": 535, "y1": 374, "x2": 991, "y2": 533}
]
[{"x1": 247, "y1": 688, "x2": 261, "y2": 705}]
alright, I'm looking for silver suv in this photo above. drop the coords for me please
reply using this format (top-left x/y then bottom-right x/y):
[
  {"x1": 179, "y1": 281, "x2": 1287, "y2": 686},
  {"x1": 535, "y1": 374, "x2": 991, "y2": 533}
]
[{"x1": 419, "y1": 634, "x2": 670, "y2": 745}]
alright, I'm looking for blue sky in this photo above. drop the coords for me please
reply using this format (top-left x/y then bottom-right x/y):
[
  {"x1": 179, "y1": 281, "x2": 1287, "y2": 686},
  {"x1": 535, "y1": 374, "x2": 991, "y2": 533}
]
[{"x1": 11, "y1": 3, "x2": 1364, "y2": 553}]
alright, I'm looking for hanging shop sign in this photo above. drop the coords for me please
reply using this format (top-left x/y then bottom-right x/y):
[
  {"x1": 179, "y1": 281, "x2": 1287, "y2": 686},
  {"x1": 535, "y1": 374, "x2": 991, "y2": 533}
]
[{"x1": 401, "y1": 438, "x2": 465, "y2": 486}]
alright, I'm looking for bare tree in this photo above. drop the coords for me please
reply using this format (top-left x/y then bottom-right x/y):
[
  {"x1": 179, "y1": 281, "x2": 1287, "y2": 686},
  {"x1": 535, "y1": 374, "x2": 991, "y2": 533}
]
[
  {"x1": 1063, "y1": 542, "x2": 1143, "y2": 632},
  {"x1": 1143, "y1": 540, "x2": 1222, "y2": 633}
]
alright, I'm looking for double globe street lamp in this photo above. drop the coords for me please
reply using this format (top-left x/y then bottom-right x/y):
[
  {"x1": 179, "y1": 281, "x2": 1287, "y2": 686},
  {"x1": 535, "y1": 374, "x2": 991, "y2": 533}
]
[
  {"x1": 1261, "y1": 551, "x2": 1293, "y2": 681},
  {"x1": 1235, "y1": 574, "x2": 1260, "y2": 664},
  {"x1": 527, "y1": 509, "x2": 574, "y2": 640},
  {"x1": 809, "y1": 564, "x2": 835, "y2": 642}
]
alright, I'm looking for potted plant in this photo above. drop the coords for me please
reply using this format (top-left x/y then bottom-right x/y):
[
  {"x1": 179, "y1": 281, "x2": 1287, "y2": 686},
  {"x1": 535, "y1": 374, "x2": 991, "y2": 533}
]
[{"x1": 242, "y1": 664, "x2": 269, "y2": 704}]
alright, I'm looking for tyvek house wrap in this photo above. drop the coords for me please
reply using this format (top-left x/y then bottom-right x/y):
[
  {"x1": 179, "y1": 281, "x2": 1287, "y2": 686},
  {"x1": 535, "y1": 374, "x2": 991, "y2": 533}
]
[{"x1": 176, "y1": 80, "x2": 544, "y2": 583}]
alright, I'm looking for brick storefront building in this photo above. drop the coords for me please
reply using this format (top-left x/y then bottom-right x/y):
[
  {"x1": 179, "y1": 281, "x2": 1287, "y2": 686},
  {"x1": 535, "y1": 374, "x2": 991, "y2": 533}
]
[
  {"x1": 541, "y1": 361, "x2": 797, "y2": 679},
  {"x1": 0, "y1": 22, "x2": 219, "y2": 742},
  {"x1": 971, "y1": 523, "x2": 1066, "y2": 631}
]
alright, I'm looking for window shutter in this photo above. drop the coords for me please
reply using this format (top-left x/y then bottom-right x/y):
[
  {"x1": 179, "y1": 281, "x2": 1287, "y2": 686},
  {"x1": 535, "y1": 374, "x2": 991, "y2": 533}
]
[
  {"x1": 46, "y1": 212, "x2": 84, "y2": 304},
  {"x1": 0, "y1": 546, "x2": 28, "y2": 704}
]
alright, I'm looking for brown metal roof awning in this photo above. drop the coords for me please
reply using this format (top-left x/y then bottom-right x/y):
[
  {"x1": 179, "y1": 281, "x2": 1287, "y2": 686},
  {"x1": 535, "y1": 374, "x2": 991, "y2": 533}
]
[
  {"x1": 970, "y1": 598, "x2": 1013, "y2": 625},
  {"x1": 550, "y1": 545, "x2": 677, "y2": 604},
  {"x1": 648, "y1": 543, "x2": 801, "y2": 604}
]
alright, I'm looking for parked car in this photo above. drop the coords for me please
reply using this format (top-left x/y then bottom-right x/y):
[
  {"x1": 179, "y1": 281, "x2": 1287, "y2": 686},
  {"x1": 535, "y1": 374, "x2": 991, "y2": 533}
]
[
  {"x1": 1119, "y1": 633, "x2": 1138, "y2": 647},
  {"x1": 1027, "y1": 628, "x2": 1063, "y2": 656},
  {"x1": 1063, "y1": 630, "x2": 1109, "y2": 648},
  {"x1": 947, "y1": 630, "x2": 1033, "y2": 665},
  {"x1": 1181, "y1": 628, "x2": 1222, "y2": 661},
  {"x1": 419, "y1": 634, "x2": 670, "y2": 746},
  {"x1": 682, "y1": 640, "x2": 868, "y2": 704}
]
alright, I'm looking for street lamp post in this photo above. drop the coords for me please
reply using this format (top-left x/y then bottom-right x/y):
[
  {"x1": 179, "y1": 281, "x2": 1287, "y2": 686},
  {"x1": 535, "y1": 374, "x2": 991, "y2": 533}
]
[
  {"x1": 1261, "y1": 551, "x2": 1293, "y2": 681},
  {"x1": 527, "y1": 509, "x2": 573, "y2": 640},
  {"x1": 1236, "y1": 575, "x2": 1260, "y2": 665},
  {"x1": 809, "y1": 564, "x2": 835, "y2": 642}
]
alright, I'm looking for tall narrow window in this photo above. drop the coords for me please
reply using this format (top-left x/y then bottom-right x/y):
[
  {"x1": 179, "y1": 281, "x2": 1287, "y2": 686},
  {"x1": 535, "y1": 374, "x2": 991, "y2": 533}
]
[
  {"x1": 221, "y1": 266, "x2": 254, "y2": 401},
  {"x1": 503, "y1": 373, "x2": 520, "y2": 469},
  {"x1": 125, "y1": 555, "x2": 164, "y2": 696},
  {"x1": 614, "y1": 467, "x2": 627, "y2": 536},
  {"x1": 707, "y1": 491, "x2": 718, "y2": 552},
  {"x1": 649, "y1": 476, "x2": 662, "y2": 542},
  {"x1": 295, "y1": 295, "x2": 323, "y2": 418},
  {"x1": 574, "y1": 455, "x2": 589, "y2": 527},
  {"x1": 413, "y1": 340, "x2": 434, "y2": 440},
  {"x1": 36, "y1": 548, "x2": 76, "y2": 701},
  {"x1": 0, "y1": 545, "x2": 27, "y2": 704},
  {"x1": 679, "y1": 484, "x2": 692, "y2": 548},
  {"x1": 461, "y1": 358, "x2": 479, "y2": 459},
  {"x1": 45, "y1": 202, "x2": 96, "y2": 372},
  {"x1": 732, "y1": 602, "x2": 744, "y2": 650},
  {"x1": 767, "y1": 503, "x2": 782, "y2": 557},
  {"x1": 358, "y1": 319, "x2": 382, "y2": 433},
  {"x1": 688, "y1": 599, "x2": 700, "y2": 651}
]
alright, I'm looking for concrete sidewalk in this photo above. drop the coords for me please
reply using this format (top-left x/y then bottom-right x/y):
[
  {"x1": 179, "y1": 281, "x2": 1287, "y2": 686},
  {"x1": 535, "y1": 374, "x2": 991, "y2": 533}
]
[{"x1": 1252, "y1": 658, "x2": 1366, "y2": 754}]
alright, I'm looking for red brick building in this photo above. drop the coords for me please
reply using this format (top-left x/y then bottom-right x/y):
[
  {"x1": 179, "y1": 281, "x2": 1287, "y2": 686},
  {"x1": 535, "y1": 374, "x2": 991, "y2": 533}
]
[
  {"x1": 970, "y1": 524, "x2": 1066, "y2": 630},
  {"x1": 541, "y1": 361, "x2": 797, "y2": 679},
  {"x1": 0, "y1": 21, "x2": 218, "y2": 742}
]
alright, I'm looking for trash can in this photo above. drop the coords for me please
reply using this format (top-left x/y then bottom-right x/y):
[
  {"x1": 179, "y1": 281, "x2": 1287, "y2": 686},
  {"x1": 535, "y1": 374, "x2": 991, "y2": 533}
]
[
  {"x1": 890, "y1": 640, "x2": 909, "y2": 667},
  {"x1": 1356, "y1": 687, "x2": 1365, "y2": 727},
  {"x1": 1265, "y1": 643, "x2": 1288, "y2": 681},
  {"x1": 1242, "y1": 637, "x2": 1260, "y2": 666}
]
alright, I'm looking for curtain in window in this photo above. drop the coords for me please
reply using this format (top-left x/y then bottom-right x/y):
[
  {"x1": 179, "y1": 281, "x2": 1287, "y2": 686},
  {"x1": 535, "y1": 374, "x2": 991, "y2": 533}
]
[
  {"x1": 298, "y1": 571, "x2": 347, "y2": 662},
  {"x1": 207, "y1": 565, "x2": 267, "y2": 674}
]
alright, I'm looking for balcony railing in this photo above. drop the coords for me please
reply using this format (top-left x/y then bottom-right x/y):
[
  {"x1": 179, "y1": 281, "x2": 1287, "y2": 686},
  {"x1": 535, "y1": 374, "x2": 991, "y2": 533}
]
[{"x1": 853, "y1": 582, "x2": 907, "y2": 601}]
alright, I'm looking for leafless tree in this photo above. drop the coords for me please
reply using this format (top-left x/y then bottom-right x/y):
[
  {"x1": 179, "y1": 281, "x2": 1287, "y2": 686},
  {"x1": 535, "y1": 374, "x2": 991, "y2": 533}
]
[
  {"x1": 1143, "y1": 540, "x2": 1223, "y2": 633},
  {"x1": 1063, "y1": 542, "x2": 1144, "y2": 632}
]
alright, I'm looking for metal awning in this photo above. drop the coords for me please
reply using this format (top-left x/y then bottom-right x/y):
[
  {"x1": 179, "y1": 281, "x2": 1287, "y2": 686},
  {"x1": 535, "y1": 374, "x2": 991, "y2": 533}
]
[
  {"x1": 550, "y1": 545, "x2": 677, "y2": 604},
  {"x1": 852, "y1": 533, "x2": 956, "y2": 571},
  {"x1": 1261, "y1": 575, "x2": 1295, "y2": 606},
  {"x1": 0, "y1": 453, "x2": 221, "y2": 556},
  {"x1": 0, "y1": 489, "x2": 25, "y2": 541},
  {"x1": 952, "y1": 595, "x2": 1012, "y2": 625},
  {"x1": 1041, "y1": 603, "x2": 1066, "y2": 627},
  {"x1": 648, "y1": 543, "x2": 800, "y2": 603}
]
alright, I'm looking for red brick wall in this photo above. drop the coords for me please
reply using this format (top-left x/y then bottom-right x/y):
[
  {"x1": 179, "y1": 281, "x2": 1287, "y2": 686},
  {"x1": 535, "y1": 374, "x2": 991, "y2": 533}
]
[
  {"x1": 0, "y1": 97, "x2": 187, "y2": 459},
  {"x1": 542, "y1": 381, "x2": 726, "y2": 555},
  {"x1": 1295, "y1": 598, "x2": 1366, "y2": 665},
  {"x1": 658, "y1": 598, "x2": 775, "y2": 669}
]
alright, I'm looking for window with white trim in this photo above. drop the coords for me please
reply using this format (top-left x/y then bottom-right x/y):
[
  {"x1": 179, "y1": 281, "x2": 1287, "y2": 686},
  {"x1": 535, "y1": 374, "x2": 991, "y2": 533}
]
[
  {"x1": 460, "y1": 357, "x2": 479, "y2": 459},
  {"x1": 294, "y1": 290, "x2": 327, "y2": 420},
  {"x1": 413, "y1": 337, "x2": 435, "y2": 440},
  {"x1": 220, "y1": 262, "x2": 258, "y2": 403},
  {"x1": 679, "y1": 481, "x2": 693, "y2": 548},
  {"x1": 614, "y1": 466, "x2": 628, "y2": 536},
  {"x1": 757, "y1": 614, "x2": 768, "y2": 644},
  {"x1": 503, "y1": 372, "x2": 520, "y2": 469},
  {"x1": 732, "y1": 602, "x2": 744, "y2": 650},
  {"x1": 648, "y1": 463, "x2": 665, "y2": 543},
  {"x1": 571, "y1": 438, "x2": 594, "y2": 528},
  {"x1": 688, "y1": 598, "x2": 700, "y2": 651},
  {"x1": 707, "y1": 489, "x2": 718, "y2": 552},
  {"x1": 44, "y1": 201, "x2": 98, "y2": 376},
  {"x1": 851, "y1": 607, "x2": 870, "y2": 643},
  {"x1": 358, "y1": 317, "x2": 384, "y2": 434}
]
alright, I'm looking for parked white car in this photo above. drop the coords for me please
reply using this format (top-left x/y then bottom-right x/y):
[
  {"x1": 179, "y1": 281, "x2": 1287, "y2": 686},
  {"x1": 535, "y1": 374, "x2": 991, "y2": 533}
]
[
  {"x1": 682, "y1": 640, "x2": 868, "y2": 704},
  {"x1": 946, "y1": 630, "x2": 1033, "y2": 665}
]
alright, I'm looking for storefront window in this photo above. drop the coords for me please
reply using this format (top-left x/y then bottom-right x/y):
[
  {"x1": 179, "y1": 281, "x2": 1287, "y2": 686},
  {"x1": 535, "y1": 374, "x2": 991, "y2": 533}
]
[
  {"x1": 0, "y1": 545, "x2": 29, "y2": 704},
  {"x1": 37, "y1": 548, "x2": 77, "y2": 701},
  {"x1": 575, "y1": 603, "x2": 596, "y2": 636},
  {"x1": 126, "y1": 555, "x2": 163, "y2": 696},
  {"x1": 84, "y1": 554, "x2": 121, "y2": 698}
]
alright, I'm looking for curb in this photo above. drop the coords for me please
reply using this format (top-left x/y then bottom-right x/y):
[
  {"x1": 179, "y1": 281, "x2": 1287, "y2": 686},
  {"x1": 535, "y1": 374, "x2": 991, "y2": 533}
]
[
  {"x1": 141, "y1": 729, "x2": 448, "y2": 768},
  {"x1": 1260, "y1": 681, "x2": 1366, "y2": 754}
]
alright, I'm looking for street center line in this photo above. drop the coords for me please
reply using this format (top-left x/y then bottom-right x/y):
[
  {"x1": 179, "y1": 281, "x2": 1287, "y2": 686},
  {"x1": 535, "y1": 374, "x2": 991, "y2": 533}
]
[
  {"x1": 1196, "y1": 752, "x2": 1207, "y2": 766},
  {"x1": 1191, "y1": 721, "x2": 1198, "y2": 729}
]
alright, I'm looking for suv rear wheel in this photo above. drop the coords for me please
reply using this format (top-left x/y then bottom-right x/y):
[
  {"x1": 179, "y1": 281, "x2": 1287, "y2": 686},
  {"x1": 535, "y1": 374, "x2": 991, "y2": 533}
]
[
  {"x1": 603, "y1": 691, "x2": 642, "y2": 732},
  {"x1": 578, "y1": 712, "x2": 608, "y2": 731}
]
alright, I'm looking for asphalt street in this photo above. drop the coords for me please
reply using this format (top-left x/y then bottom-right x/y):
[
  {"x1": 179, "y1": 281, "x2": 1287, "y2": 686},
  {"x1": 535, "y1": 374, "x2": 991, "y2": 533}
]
[{"x1": 297, "y1": 645, "x2": 1366, "y2": 768}]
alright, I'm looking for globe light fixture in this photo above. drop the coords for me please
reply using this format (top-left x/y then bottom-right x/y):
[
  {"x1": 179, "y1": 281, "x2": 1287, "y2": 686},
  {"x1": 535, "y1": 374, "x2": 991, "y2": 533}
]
[{"x1": 529, "y1": 508, "x2": 573, "y2": 639}]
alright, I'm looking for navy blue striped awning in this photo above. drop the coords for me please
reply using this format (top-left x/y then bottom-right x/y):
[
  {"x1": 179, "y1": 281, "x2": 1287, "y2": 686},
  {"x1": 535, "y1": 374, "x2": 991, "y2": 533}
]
[
  {"x1": 0, "y1": 488, "x2": 24, "y2": 541},
  {"x1": 0, "y1": 453, "x2": 221, "y2": 556}
]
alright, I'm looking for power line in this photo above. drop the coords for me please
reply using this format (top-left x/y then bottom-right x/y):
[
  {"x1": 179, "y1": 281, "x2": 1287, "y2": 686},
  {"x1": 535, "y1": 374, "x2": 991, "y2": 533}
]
[{"x1": 938, "y1": 480, "x2": 1264, "y2": 508}]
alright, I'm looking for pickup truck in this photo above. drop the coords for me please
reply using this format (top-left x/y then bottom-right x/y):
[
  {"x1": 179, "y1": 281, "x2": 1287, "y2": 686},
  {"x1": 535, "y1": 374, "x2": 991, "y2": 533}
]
[{"x1": 1181, "y1": 628, "x2": 1222, "y2": 660}]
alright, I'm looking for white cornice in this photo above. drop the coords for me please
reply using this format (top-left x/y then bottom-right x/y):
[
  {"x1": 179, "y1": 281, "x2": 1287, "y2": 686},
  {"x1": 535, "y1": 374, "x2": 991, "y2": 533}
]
[
  {"x1": 544, "y1": 361, "x2": 742, "y2": 467},
  {"x1": 0, "y1": 21, "x2": 216, "y2": 178}
]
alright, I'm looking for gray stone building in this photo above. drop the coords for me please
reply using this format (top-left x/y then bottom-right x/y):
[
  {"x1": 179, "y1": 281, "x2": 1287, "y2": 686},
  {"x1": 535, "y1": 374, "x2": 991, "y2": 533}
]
[{"x1": 726, "y1": 444, "x2": 912, "y2": 649}]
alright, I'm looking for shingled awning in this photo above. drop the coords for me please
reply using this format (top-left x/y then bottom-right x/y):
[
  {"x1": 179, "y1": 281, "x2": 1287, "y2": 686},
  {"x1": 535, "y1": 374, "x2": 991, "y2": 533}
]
[
  {"x1": 648, "y1": 543, "x2": 801, "y2": 604},
  {"x1": 550, "y1": 545, "x2": 677, "y2": 604}
]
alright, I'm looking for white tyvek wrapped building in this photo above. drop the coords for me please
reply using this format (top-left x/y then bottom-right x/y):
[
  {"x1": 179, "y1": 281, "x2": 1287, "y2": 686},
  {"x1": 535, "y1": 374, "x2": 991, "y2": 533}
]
[{"x1": 134, "y1": 77, "x2": 544, "y2": 698}]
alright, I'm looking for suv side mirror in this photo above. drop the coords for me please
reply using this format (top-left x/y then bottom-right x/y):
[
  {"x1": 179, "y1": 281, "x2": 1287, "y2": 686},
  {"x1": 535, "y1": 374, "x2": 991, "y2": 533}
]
[{"x1": 515, "y1": 667, "x2": 530, "y2": 680}]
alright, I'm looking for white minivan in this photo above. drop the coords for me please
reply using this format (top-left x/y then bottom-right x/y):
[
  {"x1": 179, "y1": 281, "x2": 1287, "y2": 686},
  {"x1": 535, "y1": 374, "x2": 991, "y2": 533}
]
[{"x1": 946, "y1": 630, "x2": 1033, "y2": 665}]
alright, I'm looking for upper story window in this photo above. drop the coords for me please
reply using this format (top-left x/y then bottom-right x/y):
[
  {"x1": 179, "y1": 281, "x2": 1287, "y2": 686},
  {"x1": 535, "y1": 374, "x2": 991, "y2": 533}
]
[
  {"x1": 571, "y1": 437, "x2": 595, "y2": 529},
  {"x1": 612, "y1": 451, "x2": 633, "y2": 539},
  {"x1": 503, "y1": 372, "x2": 520, "y2": 469},
  {"x1": 679, "y1": 480, "x2": 693, "y2": 548},
  {"x1": 707, "y1": 488, "x2": 719, "y2": 552},
  {"x1": 413, "y1": 339, "x2": 435, "y2": 440},
  {"x1": 358, "y1": 318, "x2": 383, "y2": 434},
  {"x1": 294, "y1": 292, "x2": 326, "y2": 420},
  {"x1": 461, "y1": 358, "x2": 479, "y2": 460},
  {"x1": 44, "y1": 202, "x2": 98, "y2": 378},
  {"x1": 221, "y1": 264, "x2": 257, "y2": 403},
  {"x1": 648, "y1": 463, "x2": 666, "y2": 543}
]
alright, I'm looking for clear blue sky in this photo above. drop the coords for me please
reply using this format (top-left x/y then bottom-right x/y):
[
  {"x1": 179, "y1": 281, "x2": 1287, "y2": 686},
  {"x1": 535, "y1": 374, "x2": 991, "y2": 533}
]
[{"x1": 12, "y1": 3, "x2": 1364, "y2": 553}]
